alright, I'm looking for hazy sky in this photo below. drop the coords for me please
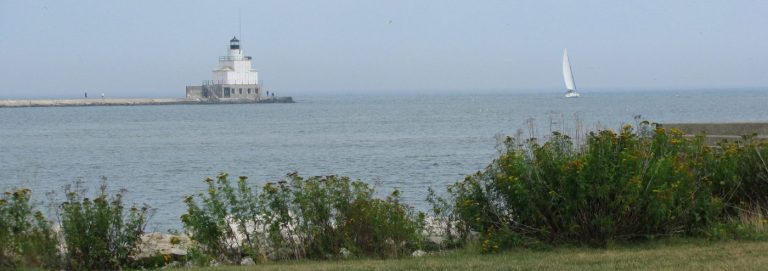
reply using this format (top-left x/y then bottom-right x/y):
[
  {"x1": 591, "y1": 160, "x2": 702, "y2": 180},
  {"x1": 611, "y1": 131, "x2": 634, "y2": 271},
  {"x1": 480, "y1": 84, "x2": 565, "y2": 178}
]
[{"x1": 1, "y1": 0, "x2": 766, "y2": 98}]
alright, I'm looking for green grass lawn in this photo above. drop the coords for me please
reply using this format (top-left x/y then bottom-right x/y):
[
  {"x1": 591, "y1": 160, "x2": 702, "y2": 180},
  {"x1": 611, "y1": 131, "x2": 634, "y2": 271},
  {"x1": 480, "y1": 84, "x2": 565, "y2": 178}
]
[{"x1": 181, "y1": 239, "x2": 768, "y2": 271}]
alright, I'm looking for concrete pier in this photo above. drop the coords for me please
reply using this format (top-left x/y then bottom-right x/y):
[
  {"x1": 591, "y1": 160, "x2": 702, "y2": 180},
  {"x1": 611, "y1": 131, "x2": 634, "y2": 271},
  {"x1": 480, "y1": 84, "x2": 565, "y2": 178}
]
[
  {"x1": 0, "y1": 97, "x2": 294, "y2": 108},
  {"x1": 660, "y1": 122, "x2": 768, "y2": 144}
]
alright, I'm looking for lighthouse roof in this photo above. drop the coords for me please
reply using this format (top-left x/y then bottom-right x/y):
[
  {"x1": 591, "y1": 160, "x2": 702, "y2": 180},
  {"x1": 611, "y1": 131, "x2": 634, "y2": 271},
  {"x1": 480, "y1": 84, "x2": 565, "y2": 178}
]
[{"x1": 230, "y1": 36, "x2": 239, "y2": 42}]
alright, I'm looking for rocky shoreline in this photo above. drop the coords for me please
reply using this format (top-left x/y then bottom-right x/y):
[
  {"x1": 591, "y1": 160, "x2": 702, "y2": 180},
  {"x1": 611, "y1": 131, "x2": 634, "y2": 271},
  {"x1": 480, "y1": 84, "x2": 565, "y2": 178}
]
[{"x1": 133, "y1": 217, "x2": 447, "y2": 266}]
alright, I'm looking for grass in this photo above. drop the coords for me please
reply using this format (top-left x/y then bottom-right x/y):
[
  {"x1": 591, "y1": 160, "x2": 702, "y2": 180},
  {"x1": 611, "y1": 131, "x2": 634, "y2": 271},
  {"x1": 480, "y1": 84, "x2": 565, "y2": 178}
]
[{"x1": 180, "y1": 239, "x2": 768, "y2": 271}]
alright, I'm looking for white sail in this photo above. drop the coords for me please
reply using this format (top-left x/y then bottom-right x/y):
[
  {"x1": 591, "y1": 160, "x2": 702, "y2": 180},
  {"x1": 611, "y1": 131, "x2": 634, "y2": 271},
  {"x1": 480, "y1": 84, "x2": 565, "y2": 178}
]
[
  {"x1": 562, "y1": 49, "x2": 579, "y2": 97},
  {"x1": 563, "y1": 49, "x2": 576, "y2": 91}
]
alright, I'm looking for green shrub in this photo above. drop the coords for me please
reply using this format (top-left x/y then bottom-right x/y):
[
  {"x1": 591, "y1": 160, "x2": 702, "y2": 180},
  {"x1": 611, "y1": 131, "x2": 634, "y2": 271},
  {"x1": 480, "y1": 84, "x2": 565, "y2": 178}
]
[
  {"x1": 425, "y1": 187, "x2": 463, "y2": 249},
  {"x1": 706, "y1": 206, "x2": 768, "y2": 240},
  {"x1": 338, "y1": 187, "x2": 425, "y2": 258},
  {"x1": 181, "y1": 173, "x2": 425, "y2": 264},
  {"x1": 180, "y1": 174, "x2": 261, "y2": 264},
  {"x1": 447, "y1": 124, "x2": 723, "y2": 249},
  {"x1": 58, "y1": 182, "x2": 152, "y2": 270},
  {"x1": 710, "y1": 138, "x2": 768, "y2": 213},
  {"x1": 264, "y1": 173, "x2": 424, "y2": 259},
  {"x1": 0, "y1": 188, "x2": 59, "y2": 270}
]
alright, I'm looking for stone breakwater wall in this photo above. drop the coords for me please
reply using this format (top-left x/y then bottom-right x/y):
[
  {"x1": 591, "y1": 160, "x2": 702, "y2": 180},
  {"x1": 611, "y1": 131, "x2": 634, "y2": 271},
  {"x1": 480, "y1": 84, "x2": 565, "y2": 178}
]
[
  {"x1": 660, "y1": 122, "x2": 768, "y2": 144},
  {"x1": 0, "y1": 97, "x2": 294, "y2": 108}
]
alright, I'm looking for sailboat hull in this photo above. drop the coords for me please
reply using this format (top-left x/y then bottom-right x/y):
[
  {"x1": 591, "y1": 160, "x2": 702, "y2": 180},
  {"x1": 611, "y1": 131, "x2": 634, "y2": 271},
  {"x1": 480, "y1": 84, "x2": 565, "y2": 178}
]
[{"x1": 565, "y1": 92, "x2": 580, "y2": 98}]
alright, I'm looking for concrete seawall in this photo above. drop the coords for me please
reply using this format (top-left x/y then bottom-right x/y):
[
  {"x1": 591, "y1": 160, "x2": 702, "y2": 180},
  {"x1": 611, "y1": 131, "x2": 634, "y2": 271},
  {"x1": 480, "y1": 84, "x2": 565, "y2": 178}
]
[
  {"x1": 660, "y1": 122, "x2": 768, "y2": 144},
  {"x1": 0, "y1": 97, "x2": 294, "y2": 108}
]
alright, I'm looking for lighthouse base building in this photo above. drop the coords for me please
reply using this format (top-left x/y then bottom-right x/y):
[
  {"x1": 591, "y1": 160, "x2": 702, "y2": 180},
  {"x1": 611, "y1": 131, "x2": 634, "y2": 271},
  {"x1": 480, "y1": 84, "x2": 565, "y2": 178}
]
[{"x1": 186, "y1": 37, "x2": 262, "y2": 101}]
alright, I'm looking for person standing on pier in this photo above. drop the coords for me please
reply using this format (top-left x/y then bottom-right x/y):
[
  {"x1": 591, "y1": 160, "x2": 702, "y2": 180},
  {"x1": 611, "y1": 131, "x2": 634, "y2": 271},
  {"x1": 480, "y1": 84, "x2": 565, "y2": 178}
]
[
  {"x1": 101, "y1": 93, "x2": 105, "y2": 99},
  {"x1": 84, "y1": 92, "x2": 88, "y2": 98}
]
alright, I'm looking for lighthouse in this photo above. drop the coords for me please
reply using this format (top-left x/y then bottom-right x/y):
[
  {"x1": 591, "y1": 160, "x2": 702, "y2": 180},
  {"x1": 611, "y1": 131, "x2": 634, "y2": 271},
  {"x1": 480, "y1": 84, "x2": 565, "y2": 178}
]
[{"x1": 186, "y1": 36, "x2": 261, "y2": 100}]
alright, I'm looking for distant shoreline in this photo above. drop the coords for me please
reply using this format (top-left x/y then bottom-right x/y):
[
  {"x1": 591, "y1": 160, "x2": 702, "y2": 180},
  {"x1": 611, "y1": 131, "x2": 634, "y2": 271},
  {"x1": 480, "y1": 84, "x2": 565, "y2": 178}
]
[{"x1": 0, "y1": 97, "x2": 294, "y2": 108}]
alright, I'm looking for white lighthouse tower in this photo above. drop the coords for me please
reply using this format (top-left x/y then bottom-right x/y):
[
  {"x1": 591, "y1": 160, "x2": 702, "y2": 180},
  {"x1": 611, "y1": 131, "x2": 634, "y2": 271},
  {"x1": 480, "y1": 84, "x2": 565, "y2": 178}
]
[
  {"x1": 186, "y1": 36, "x2": 261, "y2": 100},
  {"x1": 212, "y1": 37, "x2": 258, "y2": 85}
]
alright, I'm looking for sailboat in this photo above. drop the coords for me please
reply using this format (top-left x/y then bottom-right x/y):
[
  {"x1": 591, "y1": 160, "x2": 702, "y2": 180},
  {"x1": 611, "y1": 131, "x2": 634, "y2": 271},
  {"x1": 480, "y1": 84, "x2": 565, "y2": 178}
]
[{"x1": 563, "y1": 49, "x2": 580, "y2": 98}]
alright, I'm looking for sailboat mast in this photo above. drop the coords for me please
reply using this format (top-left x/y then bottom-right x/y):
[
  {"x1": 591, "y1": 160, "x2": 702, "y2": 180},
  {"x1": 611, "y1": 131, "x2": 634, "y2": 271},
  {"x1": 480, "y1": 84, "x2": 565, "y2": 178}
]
[{"x1": 568, "y1": 52, "x2": 576, "y2": 90}]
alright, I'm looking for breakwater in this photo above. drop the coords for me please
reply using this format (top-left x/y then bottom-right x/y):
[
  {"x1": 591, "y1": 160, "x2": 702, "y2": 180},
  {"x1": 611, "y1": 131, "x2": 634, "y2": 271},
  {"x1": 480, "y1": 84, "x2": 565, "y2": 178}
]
[
  {"x1": 0, "y1": 97, "x2": 294, "y2": 108},
  {"x1": 660, "y1": 122, "x2": 768, "y2": 144}
]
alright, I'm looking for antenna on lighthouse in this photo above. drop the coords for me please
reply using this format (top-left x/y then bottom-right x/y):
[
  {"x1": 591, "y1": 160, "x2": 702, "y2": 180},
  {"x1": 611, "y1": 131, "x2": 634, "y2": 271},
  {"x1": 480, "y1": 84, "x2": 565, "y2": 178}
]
[{"x1": 238, "y1": 11, "x2": 242, "y2": 41}]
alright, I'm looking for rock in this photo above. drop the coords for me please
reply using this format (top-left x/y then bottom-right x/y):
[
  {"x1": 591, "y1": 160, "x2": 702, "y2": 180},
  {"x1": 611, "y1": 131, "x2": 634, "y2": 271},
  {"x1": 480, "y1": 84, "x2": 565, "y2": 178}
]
[
  {"x1": 411, "y1": 250, "x2": 426, "y2": 257},
  {"x1": 209, "y1": 259, "x2": 219, "y2": 267},
  {"x1": 339, "y1": 247, "x2": 351, "y2": 258},
  {"x1": 135, "y1": 232, "x2": 193, "y2": 260},
  {"x1": 169, "y1": 248, "x2": 187, "y2": 256},
  {"x1": 145, "y1": 232, "x2": 163, "y2": 241},
  {"x1": 428, "y1": 236, "x2": 444, "y2": 245},
  {"x1": 240, "y1": 257, "x2": 255, "y2": 266}
]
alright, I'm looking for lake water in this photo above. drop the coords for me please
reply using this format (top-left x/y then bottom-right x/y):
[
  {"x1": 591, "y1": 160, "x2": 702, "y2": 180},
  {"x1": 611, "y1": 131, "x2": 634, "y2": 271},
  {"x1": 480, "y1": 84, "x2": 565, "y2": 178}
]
[{"x1": 1, "y1": 90, "x2": 767, "y2": 231}]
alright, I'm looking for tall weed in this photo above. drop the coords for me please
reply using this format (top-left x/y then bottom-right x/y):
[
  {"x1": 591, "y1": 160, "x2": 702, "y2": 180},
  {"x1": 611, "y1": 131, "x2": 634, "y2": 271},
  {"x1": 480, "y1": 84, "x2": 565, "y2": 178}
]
[
  {"x1": 58, "y1": 181, "x2": 152, "y2": 270},
  {"x1": 181, "y1": 173, "x2": 425, "y2": 264},
  {"x1": 710, "y1": 138, "x2": 768, "y2": 213},
  {"x1": 0, "y1": 188, "x2": 58, "y2": 269},
  {"x1": 447, "y1": 124, "x2": 722, "y2": 249}
]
